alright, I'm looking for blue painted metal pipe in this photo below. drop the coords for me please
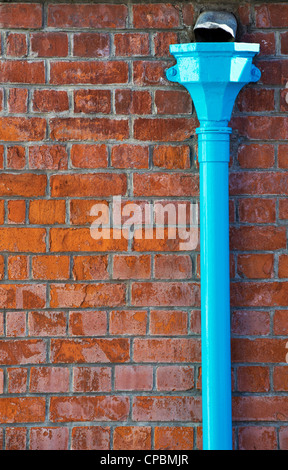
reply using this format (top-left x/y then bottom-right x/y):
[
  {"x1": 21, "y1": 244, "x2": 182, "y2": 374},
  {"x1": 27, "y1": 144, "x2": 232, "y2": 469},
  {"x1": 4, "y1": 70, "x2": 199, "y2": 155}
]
[{"x1": 166, "y1": 43, "x2": 260, "y2": 450}]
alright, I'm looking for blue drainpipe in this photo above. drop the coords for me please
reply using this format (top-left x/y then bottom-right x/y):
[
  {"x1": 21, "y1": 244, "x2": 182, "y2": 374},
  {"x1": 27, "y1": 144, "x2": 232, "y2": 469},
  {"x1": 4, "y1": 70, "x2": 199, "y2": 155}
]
[{"x1": 166, "y1": 43, "x2": 261, "y2": 450}]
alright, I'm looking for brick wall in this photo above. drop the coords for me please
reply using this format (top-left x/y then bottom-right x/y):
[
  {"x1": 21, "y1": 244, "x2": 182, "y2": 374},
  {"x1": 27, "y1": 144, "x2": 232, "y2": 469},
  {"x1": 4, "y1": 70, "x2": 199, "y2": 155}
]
[{"x1": 0, "y1": 0, "x2": 287, "y2": 451}]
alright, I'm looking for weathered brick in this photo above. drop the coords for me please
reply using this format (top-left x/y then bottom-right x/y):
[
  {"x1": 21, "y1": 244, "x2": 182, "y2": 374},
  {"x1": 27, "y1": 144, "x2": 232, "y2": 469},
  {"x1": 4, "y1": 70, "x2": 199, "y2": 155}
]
[
  {"x1": 113, "y1": 427, "x2": 151, "y2": 450},
  {"x1": 0, "y1": 228, "x2": 46, "y2": 252},
  {"x1": 237, "y1": 254, "x2": 274, "y2": 279},
  {"x1": 71, "y1": 144, "x2": 108, "y2": 168},
  {"x1": 74, "y1": 90, "x2": 111, "y2": 114},
  {"x1": 132, "y1": 396, "x2": 201, "y2": 422},
  {"x1": 29, "y1": 145, "x2": 68, "y2": 170},
  {"x1": 8, "y1": 368, "x2": 27, "y2": 393},
  {"x1": 134, "y1": 338, "x2": 201, "y2": 363},
  {"x1": 30, "y1": 428, "x2": 69, "y2": 451},
  {"x1": 131, "y1": 282, "x2": 200, "y2": 307},
  {"x1": 232, "y1": 310, "x2": 270, "y2": 336},
  {"x1": 0, "y1": 118, "x2": 46, "y2": 141},
  {"x1": 71, "y1": 427, "x2": 110, "y2": 450},
  {"x1": 237, "y1": 144, "x2": 275, "y2": 169},
  {"x1": 155, "y1": 90, "x2": 192, "y2": 115},
  {"x1": 51, "y1": 173, "x2": 127, "y2": 197},
  {"x1": 154, "y1": 427, "x2": 194, "y2": 450},
  {"x1": 7, "y1": 200, "x2": 26, "y2": 224},
  {"x1": 114, "y1": 33, "x2": 149, "y2": 57},
  {"x1": 156, "y1": 366, "x2": 194, "y2": 391},
  {"x1": 238, "y1": 426, "x2": 277, "y2": 451},
  {"x1": 237, "y1": 367, "x2": 270, "y2": 393},
  {"x1": 73, "y1": 255, "x2": 109, "y2": 280},
  {"x1": 6, "y1": 33, "x2": 27, "y2": 57},
  {"x1": 32, "y1": 90, "x2": 69, "y2": 113},
  {"x1": 29, "y1": 200, "x2": 66, "y2": 225},
  {"x1": 115, "y1": 366, "x2": 153, "y2": 391},
  {"x1": 7, "y1": 146, "x2": 26, "y2": 169},
  {"x1": 50, "y1": 396, "x2": 129, "y2": 422},
  {"x1": 31, "y1": 33, "x2": 68, "y2": 57},
  {"x1": 8, "y1": 256, "x2": 29, "y2": 280},
  {"x1": 150, "y1": 310, "x2": 188, "y2": 335},
  {"x1": 30, "y1": 367, "x2": 70, "y2": 393},
  {"x1": 0, "y1": 61, "x2": 45, "y2": 84},
  {"x1": 8, "y1": 88, "x2": 28, "y2": 113},
  {"x1": 48, "y1": 4, "x2": 128, "y2": 29},
  {"x1": 50, "y1": 118, "x2": 129, "y2": 141},
  {"x1": 113, "y1": 255, "x2": 151, "y2": 279},
  {"x1": 0, "y1": 397, "x2": 45, "y2": 423},
  {"x1": 6, "y1": 312, "x2": 26, "y2": 337},
  {"x1": 0, "y1": 4, "x2": 42, "y2": 29},
  {"x1": 32, "y1": 255, "x2": 70, "y2": 280},
  {"x1": 5, "y1": 428, "x2": 26, "y2": 450},
  {"x1": 115, "y1": 90, "x2": 152, "y2": 115},
  {"x1": 28, "y1": 311, "x2": 66, "y2": 337},
  {"x1": 0, "y1": 340, "x2": 46, "y2": 365},
  {"x1": 50, "y1": 62, "x2": 128, "y2": 85},
  {"x1": 133, "y1": 4, "x2": 180, "y2": 28},
  {"x1": 69, "y1": 311, "x2": 107, "y2": 336},
  {"x1": 109, "y1": 310, "x2": 147, "y2": 335},
  {"x1": 73, "y1": 367, "x2": 111, "y2": 392},
  {"x1": 111, "y1": 144, "x2": 149, "y2": 169},
  {"x1": 50, "y1": 228, "x2": 128, "y2": 253}
]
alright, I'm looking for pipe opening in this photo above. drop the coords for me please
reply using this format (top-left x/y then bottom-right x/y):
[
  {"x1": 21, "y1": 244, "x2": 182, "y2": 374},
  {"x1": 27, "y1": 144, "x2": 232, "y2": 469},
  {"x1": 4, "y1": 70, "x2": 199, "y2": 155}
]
[{"x1": 194, "y1": 11, "x2": 237, "y2": 43}]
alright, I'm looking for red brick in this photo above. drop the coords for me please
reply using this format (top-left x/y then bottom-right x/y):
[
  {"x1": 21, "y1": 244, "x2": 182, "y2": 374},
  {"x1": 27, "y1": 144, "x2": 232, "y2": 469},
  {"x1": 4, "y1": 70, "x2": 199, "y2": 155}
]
[
  {"x1": 115, "y1": 90, "x2": 152, "y2": 115},
  {"x1": 5, "y1": 428, "x2": 26, "y2": 450},
  {"x1": 242, "y1": 33, "x2": 275, "y2": 56},
  {"x1": 30, "y1": 367, "x2": 70, "y2": 393},
  {"x1": 33, "y1": 90, "x2": 69, "y2": 113},
  {"x1": 239, "y1": 198, "x2": 276, "y2": 223},
  {"x1": 237, "y1": 254, "x2": 274, "y2": 279},
  {"x1": 273, "y1": 367, "x2": 288, "y2": 392},
  {"x1": 0, "y1": 4, "x2": 42, "y2": 29},
  {"x1": 29, "y1": 200, "x2": 66, "y2": 225},
  {"x1": 69, "y1": 311, "x2": 107, "y2": 336},
  {"x1": 238, "y1": 426, "x2": 277, "y2": 451},
  {"x1": 29, "y1": 311, "x2": 66, "y2": 337},
  {"x1": 133, "y1": 4, "x2": 180, "y2": 28},
  {"x1": 30, "y1": 428, "x2": 69, "y2": 451},
  {"x1": 29, "y1": 145, "x2": 68, "y2": 170},
  {"x1": 154, "y1": 427, "x2": 194, "y2": 450},
  {"x1": 257, "y1": 60, "x2": 288, "y2": 86},
  {"x1": 238, "y1": 4, "x2": 250, "y2": 25},
  {"x1": 233, "y1": 396, "x2": 288, "y2": 421},
  {"x1": 50, "y1": 228, "x2": 128, "y2": 253},
  {"x1": 237, "y1": 144, "x2": 275, "y2": 169},
  {"x1": 232, "y1": 116, "x2": 288, "y2": 140},
  {"x1": 255, "y1": 4, "x2": 288, "y2": 28},
  {"x1": 154, "y1": 255, "x2": 192, "y2": 279},
  {"x1": 71, "y1": 144, "x2": 108, "y2": 169},
  {"x1": 50, "y1": 396, "x2": 129, "y2": 422},
  {"x1": 32, "y1": 255, "x2": 69, "y2": 280},
  {"x1": 73, "y1": 32, "x2": 110, "y2": 58},
  {"x1": 133, "y1": 396, "x2": 201, "y2": 422},
  {"x1": 153, "y1": 145, "x2": 190, "y2": 169},
  {"x1": 134, "y1": 117, "x2": 197, "y2": 142},
  {"x1": 154, "y1": 32, "x2": 178, "y2": 57},
  {"x1": 232, "y1": 281, "x2": 288, "y2": 307},
  {"x1": 230, "y1": 226, "x2": 286, "y2": 251},
  {"x1": 274, "y1": 310, "x2": 288, "y2": 335},
  {"x1": 0, "y1": 118, "x2": 46, "y2": 141},
  {"x1": 279, "y1": 255, "x2": 288, "y2": 278},
  {"x1": 6, "y1": 312, "x2": 26, "y2": 337},
  {"x1": 50, "y1": 118, "x2": 129, "y2": 141},
  {"x1": 133, "y1": 61, "x2": 170, "y2": 86},
  {"x1": 230, "y1": 171, "x2": 288, "y2": 195},
  {"x1": 279, "y1": 427, "x2": 288, "y2": 450},
  {"x1": 279, "y1": 145, "x2": 288, "y2": 169},
  {"x1": 0, "y1": 61, "x2": 45, "y2": 84},
  {"x1": 0, "y1": 89, "x2": 3, "y2": 112},
  {"x1": 109, "y1": 311, "x2": 147, "y2": 336},
  {"x1": 115, "y1": 33, "x2": 149, "y2": 56},
  {"x1": 280, "y1": 88, "x2": 288, "y2": 112},
  {"x1": 113, "y1": 427, "x2": 151, "y2": 450},
  {"x1": 48, "y1": 4, "x2": 127, "y2": 28},
  {"x1": 31, "y1": 33, "x2": 68, "y2": 57},
  {"x1": 51, "y1": 173, "x2": 126, "y2": 198},
  {"x1": 6, "y1": 33, "x2": 27, "y2": 57},
  {"x1": 8, "y1": 88, "x2": 28, "y2": 113},
  {"x1": 50, "y1": 61, "x2": 128, "y2": 85},
  {"x1": 0, "y1": 369, "x2": 3, "y2": 393},
  {"x1": 237, "y1": 367, "x2": 270, "y2": 393},
  {"x1": 281, "y1": 32, "x2": 288, "y2": 55},
  {"x1": 131, "y1": 282, "x2": 200, "y2": 307},
  {"x1": 150, "y1": 310, "x2": 188, "y2": 335},
  {"x1": 232, "y1": 338, "x2": 287, "y2": 363},
  {"x1": 113, "y1": 255, "x2": 151, "y2": 280},
  {"x1": 73, "y1": 367, "x2": 111, "y2": 392},
  {"x1": 71, "y1": 427, "x2": 110, "y2": 450},
  {"x1": 8, "y1": 368, "x2": 27, "y2": 393},
  {"x1": 73, "y1": 255, "x2": 109, "y2": 280},
  {"x1": 0, "y1": 257, "x2": 4, "y2": 281},
  {"x1": 237, "y1": 88, "x2": 274, "y2": 112},
  {"x1": 155, "y1": 90, "x2": 192, "y2": 115},
  {"x1": 7, "y1": 200, "x2": 26, "y2": 224},
  {"x1": 190, "y1": 310, "x2": 201, "y2": 335},
  {"x1": 7, "y1": 146, "x2": 26, "y2": 169},
  {"x1": 111, "y1": 144, "x2": 149, "y2": 169},
  {"x1": 0, "y1": 228, "x2": 46, "y2": 252},
  {"x1": 279, "y1": 199, "x2": 288, "y2": 220},
  {"x1": 232, "y1": 310, "x2": 270, "y2": 336},
  {"x1": 0, "y1": 146, "x2": 3, "y2": 170},
  {"x1": 0, "y1": 284, "x2": 46, "y2": 309},
  {"x1": 134, "y1": 173, "x2": 199, "y2": 197},
  {"x1": 115, "y1": 366, "x2": 153, "y2": 391},
  {"x1": 157, "y1": 366, "x2": 194, "y2": 391},
  {"x1": 74, "y1": 90, "x2": 111, "y2": 114},
  {"x1": 0, "y1": 397, "x2": 45, "y2": 423},
  {"x1": 51, "y1": 338, "x2": 130, "y2": 364},
  {"x1": 134, "y1": 338, "x2": 201, "y2": 363}
]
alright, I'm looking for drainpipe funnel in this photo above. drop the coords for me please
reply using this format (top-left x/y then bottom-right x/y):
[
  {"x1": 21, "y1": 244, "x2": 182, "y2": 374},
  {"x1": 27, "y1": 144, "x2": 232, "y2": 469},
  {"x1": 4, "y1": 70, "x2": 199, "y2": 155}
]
[{"x1": 166, "y1": 42, "x2": 260, "y2": 450}]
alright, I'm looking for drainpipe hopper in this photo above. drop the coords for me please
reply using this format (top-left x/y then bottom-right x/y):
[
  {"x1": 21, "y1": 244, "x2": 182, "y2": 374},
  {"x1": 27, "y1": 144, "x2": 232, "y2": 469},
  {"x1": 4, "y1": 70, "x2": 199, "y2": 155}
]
[{"x1": 166, "y1": 41, "x2": 260, "y2": 450}]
